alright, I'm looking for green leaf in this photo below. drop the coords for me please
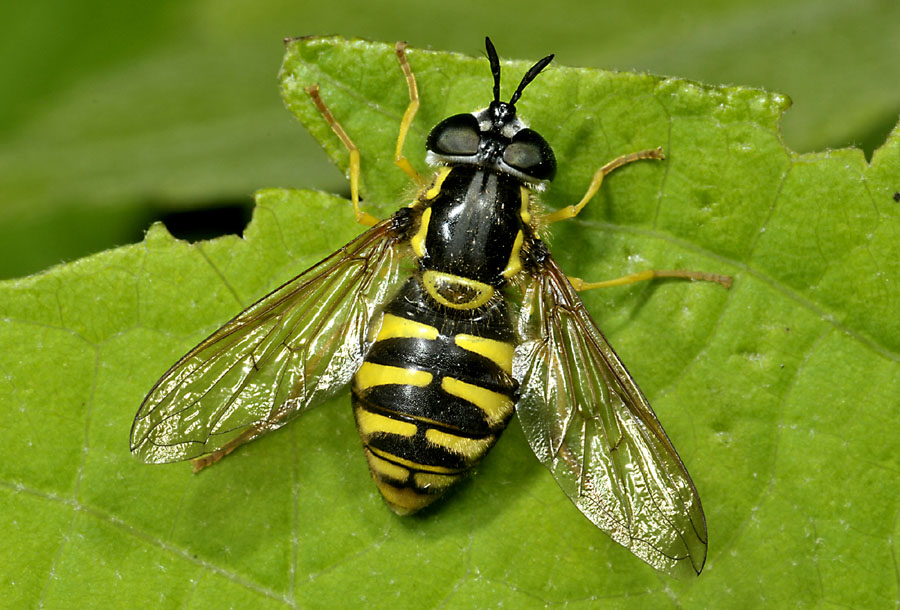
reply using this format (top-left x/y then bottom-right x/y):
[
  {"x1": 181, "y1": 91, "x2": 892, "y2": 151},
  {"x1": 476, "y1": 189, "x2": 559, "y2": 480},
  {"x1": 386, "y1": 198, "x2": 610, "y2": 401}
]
[{"x1": 2, "y1": 36, "x2": 899, "y2": 608}]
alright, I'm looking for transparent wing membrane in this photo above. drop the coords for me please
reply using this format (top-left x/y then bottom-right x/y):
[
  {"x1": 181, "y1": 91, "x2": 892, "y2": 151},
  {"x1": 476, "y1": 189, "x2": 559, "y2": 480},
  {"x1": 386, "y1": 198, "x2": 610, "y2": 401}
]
[
  {"x1": 514, "y1": 255, "x2": 708, "y2": 578},
  {"x1": 131, "y1": 220, "x2": 404, "y2": 464}
]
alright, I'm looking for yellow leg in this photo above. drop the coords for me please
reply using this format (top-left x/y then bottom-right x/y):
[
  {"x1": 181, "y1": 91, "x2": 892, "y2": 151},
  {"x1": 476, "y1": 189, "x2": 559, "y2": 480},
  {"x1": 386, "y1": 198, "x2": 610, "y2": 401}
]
[
  {"x1": 569, "y1": 269, "x2": 732, "y2": 291},
  {"x1": 543, "y1": 147, "x2": 665, "y2": 224},
  {"x1": 393, "y1": 42, "x2": 425, "y2": 185},
  {"x1": 549, "y1": 147, "x2": 730, "y2": 291},
  {"x1": 305, "y1": 84, "x2": 379, "y2": 227}
]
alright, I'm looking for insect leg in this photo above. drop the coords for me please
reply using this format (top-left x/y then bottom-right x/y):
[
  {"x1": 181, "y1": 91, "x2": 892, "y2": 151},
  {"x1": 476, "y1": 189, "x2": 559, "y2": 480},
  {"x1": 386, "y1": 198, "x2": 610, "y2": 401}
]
[
  {"x1": 190, "y1": 440, "x2": 242, "y2": 472},
  {"x1": 543, "y1": 147, "x2": 665, "y2": 224},
  {"x1": 393, "y1": 41, "x2": 425, "y2": 186},
  {"x1": 568, "y1": 269, "x2": 732, "y2": 291},
  {"x1": 306, "y1": 85, "x2": 380, "y2": 227},
  {"x1": 546, "y1": 146, "x2": 731, "y2": 289},
  {"x1": 190, "y1": 402, "x2": 297, "y2": 473}
]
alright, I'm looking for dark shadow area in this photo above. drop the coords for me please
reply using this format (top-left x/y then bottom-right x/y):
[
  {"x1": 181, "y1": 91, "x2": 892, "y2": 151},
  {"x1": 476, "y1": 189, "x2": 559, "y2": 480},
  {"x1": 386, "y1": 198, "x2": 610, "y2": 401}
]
[
  {"x1": 155, "y1": 200, "x2": 254, "y2": 242},
  {"x1": 854, "y1": 111, "x2": 900, "y2": 162},
  {"x1": 1, "y1": 198, "x2": 254, "y2": 281}
]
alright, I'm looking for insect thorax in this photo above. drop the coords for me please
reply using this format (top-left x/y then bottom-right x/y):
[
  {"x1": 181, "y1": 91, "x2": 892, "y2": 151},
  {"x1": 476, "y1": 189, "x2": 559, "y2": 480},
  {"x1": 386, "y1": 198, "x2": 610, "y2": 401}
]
[{"x1": 409, "y1": 165, "x2": 532, "y2": 308}]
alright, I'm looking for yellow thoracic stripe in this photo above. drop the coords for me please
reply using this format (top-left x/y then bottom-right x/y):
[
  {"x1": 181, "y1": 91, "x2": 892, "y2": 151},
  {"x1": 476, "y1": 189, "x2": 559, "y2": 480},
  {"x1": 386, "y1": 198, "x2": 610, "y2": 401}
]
[
  {"x1": 425, "y1": 428, "x2": 493, "y2": 460},
  {"x1": 367, "y1": 446, "x2": 463, "y2": 474},
  {"x1": 355, "y1": 362, "x2": 433, "y2": 390},
  {"x1": 500, "y1": 229, "x2": 524, "y2": 278},
  {"x1": 364, "y1": 448, "x2": 410, "y2": 482},
  {"x1": 454, "y1": 333, "x2": 514, "y2": 374},
  {"x1": 356, "y1": 407, "x2": 418, "y2": 438},
  {"x1": 410, "y1": 207, "x2": 431, "y2": 258},
  {"x1": 440, "y1": 377, "x2": 514, "y2": 427},
  {"x1": 424, "y1": 166, "x2": 452, "y2": 200},
  {"x1": 375, "y1": 313, "x2": 439, "y2": 341},
  {"x1": 519, "y1": 186, "x2": 532, "y2": 225}
]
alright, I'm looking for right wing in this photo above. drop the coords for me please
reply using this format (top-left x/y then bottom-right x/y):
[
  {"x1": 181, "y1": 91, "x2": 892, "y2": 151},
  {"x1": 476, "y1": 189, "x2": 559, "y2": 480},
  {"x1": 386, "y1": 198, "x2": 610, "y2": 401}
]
[
  {"x1": 513, "y1": 253, "x2": 708, "y2": 578},
  {"x1": 130, "y1": 217, "x2": 407, "y2": 465}
]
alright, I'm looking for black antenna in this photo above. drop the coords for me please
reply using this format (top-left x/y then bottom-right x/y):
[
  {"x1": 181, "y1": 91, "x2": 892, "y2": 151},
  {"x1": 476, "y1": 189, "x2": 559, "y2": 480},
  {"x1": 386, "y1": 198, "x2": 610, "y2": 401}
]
[
  {"x1": 484, "y1": 37, "x2": 554, "y2": 107},
  {"x1": 509, "y1": 52, "x2": 554, "y2": 106},
  {"x1": 485, "y1": 37, "x2": 502, "y2": 103}
]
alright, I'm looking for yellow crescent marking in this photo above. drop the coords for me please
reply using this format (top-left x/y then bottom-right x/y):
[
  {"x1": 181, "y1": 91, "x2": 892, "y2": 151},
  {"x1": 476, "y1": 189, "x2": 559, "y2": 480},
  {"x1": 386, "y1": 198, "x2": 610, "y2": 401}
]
[{"x1": 422, "y1": 270, "x2": 494, "y2": 310}]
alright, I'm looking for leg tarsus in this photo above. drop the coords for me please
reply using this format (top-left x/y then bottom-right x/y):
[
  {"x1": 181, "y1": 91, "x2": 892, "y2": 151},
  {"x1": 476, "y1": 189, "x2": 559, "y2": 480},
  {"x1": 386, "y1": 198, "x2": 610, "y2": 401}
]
[
  {"x1": 191, "y1": 449, "x2": 233, "y2": 473},
  {"x1": 570, "y1": 268, "x2": 732, "y2": 291},
  {"x1": 544, "y1": 147, "x2": 665, "y2": 225},
  {"x1": 393, "y1": 41, "x2": 425, "y2": 185},
  {"x1": 190, "y1": 408, "x2": 294, "y2": 473}
]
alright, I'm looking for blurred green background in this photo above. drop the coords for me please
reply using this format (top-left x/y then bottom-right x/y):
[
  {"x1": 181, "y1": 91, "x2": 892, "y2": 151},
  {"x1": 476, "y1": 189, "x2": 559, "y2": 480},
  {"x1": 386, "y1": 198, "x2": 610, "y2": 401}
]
[{"x1": 1, "y1": 0, "x2": 898, "y2": 279}]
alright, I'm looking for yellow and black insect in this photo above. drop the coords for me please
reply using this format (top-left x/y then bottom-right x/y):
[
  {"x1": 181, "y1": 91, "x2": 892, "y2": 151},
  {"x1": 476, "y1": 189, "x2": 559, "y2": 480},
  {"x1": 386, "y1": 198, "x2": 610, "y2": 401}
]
[{"x1": 131, "y1": 38, "x2": 729, "y2": 578}]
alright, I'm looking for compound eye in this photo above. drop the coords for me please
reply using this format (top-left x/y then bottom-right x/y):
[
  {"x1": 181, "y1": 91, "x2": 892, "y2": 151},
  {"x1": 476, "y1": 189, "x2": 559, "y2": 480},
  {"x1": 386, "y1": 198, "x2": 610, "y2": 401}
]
[
  {"x1": 426, "y1": 114, "x2": 480, "y2": 156},
  {"x1": 503, "y1": 128, "x2": 556, "y2": 181}
]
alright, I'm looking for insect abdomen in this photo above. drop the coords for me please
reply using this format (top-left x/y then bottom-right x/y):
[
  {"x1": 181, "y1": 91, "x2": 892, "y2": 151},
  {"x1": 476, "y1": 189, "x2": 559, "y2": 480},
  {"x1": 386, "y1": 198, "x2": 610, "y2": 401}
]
[{"x1": 351, "y1": 278, "x2": 517, "y2": 515}]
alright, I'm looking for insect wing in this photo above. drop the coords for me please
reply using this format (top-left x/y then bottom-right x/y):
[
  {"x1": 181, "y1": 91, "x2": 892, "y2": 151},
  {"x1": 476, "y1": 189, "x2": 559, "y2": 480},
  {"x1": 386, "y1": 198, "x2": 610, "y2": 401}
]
[
  {"x1": 131, "y1": 219, "x2": 405, "y2": 464},
  {"x1": 513, "y1": 255, "x2": 708, "y2": 578}
]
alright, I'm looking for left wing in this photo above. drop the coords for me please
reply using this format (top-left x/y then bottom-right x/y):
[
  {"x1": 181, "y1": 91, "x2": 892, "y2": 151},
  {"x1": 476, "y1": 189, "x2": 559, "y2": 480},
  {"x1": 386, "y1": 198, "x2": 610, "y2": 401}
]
[
  {"x1": 131, "y1": 218, "x2": 407, "y2": 466},
  {"x1": 513, "y1": 254, "x2": 708, "y2": 578}
]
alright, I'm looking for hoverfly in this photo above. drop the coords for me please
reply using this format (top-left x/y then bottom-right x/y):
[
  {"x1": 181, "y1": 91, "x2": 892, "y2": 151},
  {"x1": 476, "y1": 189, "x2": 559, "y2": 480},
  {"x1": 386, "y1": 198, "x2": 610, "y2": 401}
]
[{"x1": 131, "y1": 37, "x2": 730, "y2": 578}]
